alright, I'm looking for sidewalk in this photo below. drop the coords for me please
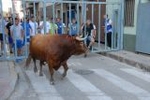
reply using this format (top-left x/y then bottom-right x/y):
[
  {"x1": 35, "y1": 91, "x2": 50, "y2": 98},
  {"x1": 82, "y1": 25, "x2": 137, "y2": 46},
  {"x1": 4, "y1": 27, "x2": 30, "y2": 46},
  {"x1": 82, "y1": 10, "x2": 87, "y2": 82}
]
[
  {"x1": 0, "y1": 61, "x2": 18, "y2": 100},
  {"x1": 101, "y1": 50, "x2": 150, "y2": 71}
]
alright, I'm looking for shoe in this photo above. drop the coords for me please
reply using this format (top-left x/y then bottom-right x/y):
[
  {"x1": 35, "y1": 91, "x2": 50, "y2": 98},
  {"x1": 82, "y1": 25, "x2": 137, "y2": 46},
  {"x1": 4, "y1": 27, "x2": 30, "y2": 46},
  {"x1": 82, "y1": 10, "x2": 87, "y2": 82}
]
[
  {"x1": 84, "y1": 49, "x2": 89, "y2": 58},
  {"x1": 16, "y1": 59, "x2": 23, "y2": 63},
  {"x1": 10, "y1": 50, "x2": 13, "y2": 54},
  {"x1": 84, "y1": 53, "x2": 87, "y2": 58}
]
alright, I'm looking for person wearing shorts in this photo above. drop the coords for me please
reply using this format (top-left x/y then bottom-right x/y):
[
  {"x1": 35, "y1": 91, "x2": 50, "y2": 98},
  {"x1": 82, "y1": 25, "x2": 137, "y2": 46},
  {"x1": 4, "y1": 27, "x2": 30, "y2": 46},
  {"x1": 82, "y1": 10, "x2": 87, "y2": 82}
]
[
  {"x1": 82, "y1": 19, "x2": 96, "y2": 49},
  {"x1": 81, "y1": 19, "x2": 96, "y2": 57},
  {"x1": 11, "y1": 18, "x2": 24, "y2": 56},
  {"x1": 21, "y1": 18, "x2": 32, "y2": 45}
]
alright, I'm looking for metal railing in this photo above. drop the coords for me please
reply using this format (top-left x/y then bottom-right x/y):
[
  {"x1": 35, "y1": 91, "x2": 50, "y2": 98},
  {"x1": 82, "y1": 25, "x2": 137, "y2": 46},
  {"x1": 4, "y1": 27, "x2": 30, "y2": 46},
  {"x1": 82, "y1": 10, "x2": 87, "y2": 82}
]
[{"x1": 0, "y1": 0, "x2": 124, "y2": 61}]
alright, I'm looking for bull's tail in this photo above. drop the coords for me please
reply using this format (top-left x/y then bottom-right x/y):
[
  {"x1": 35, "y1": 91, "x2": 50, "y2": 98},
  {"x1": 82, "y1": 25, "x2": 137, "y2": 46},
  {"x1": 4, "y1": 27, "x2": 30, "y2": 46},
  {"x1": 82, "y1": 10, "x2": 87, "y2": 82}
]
[{"x1": 25, "y1": 53, "x2": 32, "y2": 69}]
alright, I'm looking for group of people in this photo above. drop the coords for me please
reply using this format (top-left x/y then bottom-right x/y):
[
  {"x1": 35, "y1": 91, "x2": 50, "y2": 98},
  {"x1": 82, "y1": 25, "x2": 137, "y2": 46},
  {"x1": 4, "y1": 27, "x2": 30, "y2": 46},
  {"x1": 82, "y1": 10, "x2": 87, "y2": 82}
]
[
  {"x1": 0, "y1": 15, "x2": 37, "y2": 57},
  {"x1": 38, "y1": 17, "x2": 79, "y2": 36},
  {"x1": 0, "y1": 13, "x2": 113, "y2": 57}
]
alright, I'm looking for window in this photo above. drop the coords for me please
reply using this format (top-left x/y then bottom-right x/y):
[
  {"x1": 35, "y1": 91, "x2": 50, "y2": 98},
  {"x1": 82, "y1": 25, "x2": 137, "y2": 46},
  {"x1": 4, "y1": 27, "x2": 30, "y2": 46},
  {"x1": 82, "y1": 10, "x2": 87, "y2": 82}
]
[{"x1": 124, "y1": 0, "x2": 135, "y2": 26}]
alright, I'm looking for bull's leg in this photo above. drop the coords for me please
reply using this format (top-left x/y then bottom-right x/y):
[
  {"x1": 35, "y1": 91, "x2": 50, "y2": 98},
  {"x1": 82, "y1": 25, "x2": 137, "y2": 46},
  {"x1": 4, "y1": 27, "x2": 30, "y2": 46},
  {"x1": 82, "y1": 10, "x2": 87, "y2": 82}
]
[
  {"x1": 48, "y1": 63, "x2": 55, "y2": 85},
  {"x1": 33, "y1": 58, "x2": 38, "y2": 73},
  {"x1": 62, "y1": 62, "x2": 68, "y2": 78},
  {"x1": 39, "y1": 61, "x2": 43, "y2": 76}
]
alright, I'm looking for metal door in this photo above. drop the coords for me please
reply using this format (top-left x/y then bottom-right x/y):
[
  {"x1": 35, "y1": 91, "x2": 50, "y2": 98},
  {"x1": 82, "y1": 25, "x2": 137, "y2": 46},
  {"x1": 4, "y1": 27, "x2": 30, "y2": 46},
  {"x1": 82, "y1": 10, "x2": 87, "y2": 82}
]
[{"x1": 136, "y1": 2, "x2": 150, "y2": 54}]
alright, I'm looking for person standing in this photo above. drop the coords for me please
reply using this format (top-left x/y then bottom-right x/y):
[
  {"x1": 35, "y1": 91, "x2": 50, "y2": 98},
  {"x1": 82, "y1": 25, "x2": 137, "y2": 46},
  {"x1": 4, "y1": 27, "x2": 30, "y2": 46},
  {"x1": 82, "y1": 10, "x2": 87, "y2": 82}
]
[
  {"x1": 29, "y1": 16, "x2": 38, "y2": 38},
  {"x1": 68, "y1": 18, "x2": 78, "y2": 36},
  {"x1": 103, "y1": 14, "x2": 113, "y2": 48},
  {"x1": 56, "y1": 18, "x2": 66, "y2": 35},
  {"x1": 10, "y1": 18, "x2": 24, "y2": 56},
  {"x1": 49, "y1": 18, "x2": 58, "y2": 35},
  {"x1": 39, "y1": 17, "x2": 50, "y2": 34},
  {"x1": 21, "y1": 18, "x2": 32, "y2": 45}
]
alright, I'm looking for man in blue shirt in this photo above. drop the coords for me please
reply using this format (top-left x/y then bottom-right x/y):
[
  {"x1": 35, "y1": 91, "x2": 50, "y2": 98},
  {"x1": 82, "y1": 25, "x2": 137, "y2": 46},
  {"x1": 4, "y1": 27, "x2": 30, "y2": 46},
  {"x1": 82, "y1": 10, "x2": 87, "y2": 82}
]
[
  {"x1": 56, "y1": 18, "x2": 66, "y2": 35},
  {"x1": 21, "y1": 18, "x2": 32, "y2": 45},
  {"x1": 68, "y1": 18, "x2": 78, "y2": 36}
]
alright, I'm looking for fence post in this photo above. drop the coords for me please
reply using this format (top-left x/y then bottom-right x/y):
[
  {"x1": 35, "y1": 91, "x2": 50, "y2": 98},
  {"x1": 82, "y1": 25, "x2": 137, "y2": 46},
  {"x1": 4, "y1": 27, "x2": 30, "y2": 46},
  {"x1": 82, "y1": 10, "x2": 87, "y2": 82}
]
[{"x1": 120, "y1": 0, "x2": 124, "y2": 50}]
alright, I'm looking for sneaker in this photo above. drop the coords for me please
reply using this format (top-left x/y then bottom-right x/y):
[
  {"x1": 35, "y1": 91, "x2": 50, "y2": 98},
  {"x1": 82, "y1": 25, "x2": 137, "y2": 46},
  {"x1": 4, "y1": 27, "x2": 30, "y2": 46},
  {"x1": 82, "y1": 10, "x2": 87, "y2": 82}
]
[
  {"x1": 16, "y1": 59, "x2": 23, "y2": 63},
  {"x1": 10, "y1": 50, "x2": 13, "y2": 54},
  {"x1": 84, "y1": 53, "x2": 87, "y2": 58},
  {"x1": 84, "y1": 49, "x2": 89, "y2": 58}
]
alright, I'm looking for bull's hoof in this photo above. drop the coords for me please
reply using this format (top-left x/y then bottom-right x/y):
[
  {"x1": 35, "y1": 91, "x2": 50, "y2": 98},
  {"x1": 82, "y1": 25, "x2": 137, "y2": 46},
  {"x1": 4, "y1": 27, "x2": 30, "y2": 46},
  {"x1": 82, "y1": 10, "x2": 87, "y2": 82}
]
[
  {"x1": 34, "y1": 68, "x2": 38, "y2": 73},
  {"x1": 62, "y1": 73, "x2": 67, "y2": 78},
  {"x1": 84, "y1": 54, "x2": 87, "y2": 58},
  {"x1": 50, "y1": 81, "x2": 55, "y2": 85}
]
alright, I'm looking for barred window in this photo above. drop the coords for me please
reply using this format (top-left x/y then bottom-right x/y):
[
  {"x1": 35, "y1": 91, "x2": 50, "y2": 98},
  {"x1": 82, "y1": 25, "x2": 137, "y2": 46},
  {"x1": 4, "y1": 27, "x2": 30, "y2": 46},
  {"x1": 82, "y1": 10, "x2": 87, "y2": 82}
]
[{"x1": 124, "y1": 0, "x2": 135, "y2": 26}]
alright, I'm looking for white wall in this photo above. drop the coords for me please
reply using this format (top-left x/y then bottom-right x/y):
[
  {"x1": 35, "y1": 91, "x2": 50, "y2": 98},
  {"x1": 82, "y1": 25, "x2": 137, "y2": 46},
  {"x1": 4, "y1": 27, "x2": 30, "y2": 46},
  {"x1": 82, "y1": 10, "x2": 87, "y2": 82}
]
[
  {"x1": 2, "y1": 0, "x2": 12, "y2": 12},
  {"x1": 106, "y1": 0, "x2": 120, "y2": 19},
  {"x1": 124, "y1": 0, "x2": 140, "y2": 35},
  {"x1": 141, "y1": 0, "x2": 150, "y2": 3}
]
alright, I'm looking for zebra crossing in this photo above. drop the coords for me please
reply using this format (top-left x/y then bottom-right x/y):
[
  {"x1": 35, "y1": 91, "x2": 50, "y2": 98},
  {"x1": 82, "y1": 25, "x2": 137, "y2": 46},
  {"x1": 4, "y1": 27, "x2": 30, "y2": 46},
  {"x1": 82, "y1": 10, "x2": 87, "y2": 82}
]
[{"x1": 25, "y1": 58, "x2": 150, "y2": 100}]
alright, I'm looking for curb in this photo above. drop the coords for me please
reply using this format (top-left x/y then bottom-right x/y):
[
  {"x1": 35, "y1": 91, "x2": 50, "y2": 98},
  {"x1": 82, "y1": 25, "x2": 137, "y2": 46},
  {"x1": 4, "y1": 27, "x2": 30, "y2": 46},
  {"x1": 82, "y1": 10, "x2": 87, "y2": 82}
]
[
  {"x1": 2, "y1": 62, "x2": 18, "y2": 100},
  {"x1": 101, "y1": 52, "x2": 150, "y2": 72}
]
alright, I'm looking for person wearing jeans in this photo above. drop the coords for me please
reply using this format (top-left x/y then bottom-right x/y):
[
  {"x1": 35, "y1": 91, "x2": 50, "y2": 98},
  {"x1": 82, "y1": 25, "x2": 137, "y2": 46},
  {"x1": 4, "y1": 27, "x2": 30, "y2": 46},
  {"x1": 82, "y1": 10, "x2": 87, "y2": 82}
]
[{"x1": 103, "y1": 14, "x2": 113, "y2": 48}]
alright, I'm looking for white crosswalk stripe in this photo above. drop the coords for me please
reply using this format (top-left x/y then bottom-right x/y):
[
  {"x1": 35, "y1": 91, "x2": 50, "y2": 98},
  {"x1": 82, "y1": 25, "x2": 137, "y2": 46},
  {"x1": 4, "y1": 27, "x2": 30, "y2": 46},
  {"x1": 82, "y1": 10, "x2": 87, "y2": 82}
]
[
  {"x1": 26, "y1": 71, "x2": 64, "y2": 100},
  {"x1": 25, "y1": 67, "x2": 150, "y2": 100},
  {"x1": 66, "y1": 69, "x2": 112, "y2": 100},
  {"x1": 68, "y1": 62, "x2": 82, "y2": 66},
  {"x1": 93, "y1": 69, "x2": 150, "y2": 100},
  {"x1": 121, "y1": 68, "x2": 150, "y2": 83}
]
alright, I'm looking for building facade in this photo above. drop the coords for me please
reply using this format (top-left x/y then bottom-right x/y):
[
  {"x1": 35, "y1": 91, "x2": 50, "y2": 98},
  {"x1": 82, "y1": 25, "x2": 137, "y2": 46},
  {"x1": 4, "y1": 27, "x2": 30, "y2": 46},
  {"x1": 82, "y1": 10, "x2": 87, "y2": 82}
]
[{"x1": 107, "y1": 0, "x2": 150, "y2": 54}]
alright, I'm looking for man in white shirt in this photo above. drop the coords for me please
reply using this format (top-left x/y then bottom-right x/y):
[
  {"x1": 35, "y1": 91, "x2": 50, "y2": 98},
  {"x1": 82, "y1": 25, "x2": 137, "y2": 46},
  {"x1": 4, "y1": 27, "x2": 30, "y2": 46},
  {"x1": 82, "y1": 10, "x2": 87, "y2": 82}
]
[
  {"x1": 29, "y1": 16, "x2": 38, "y2": 38},
  {"x1": 39, "y1": 17, "x2": 50, "y2": 34}
]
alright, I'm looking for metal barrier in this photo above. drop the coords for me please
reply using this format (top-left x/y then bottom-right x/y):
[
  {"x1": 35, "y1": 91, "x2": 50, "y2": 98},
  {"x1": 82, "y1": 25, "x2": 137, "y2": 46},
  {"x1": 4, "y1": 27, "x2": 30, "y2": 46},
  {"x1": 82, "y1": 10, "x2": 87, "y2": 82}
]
[{"x1": 0, "y1": 0, "x2": 124, "y2": 61}]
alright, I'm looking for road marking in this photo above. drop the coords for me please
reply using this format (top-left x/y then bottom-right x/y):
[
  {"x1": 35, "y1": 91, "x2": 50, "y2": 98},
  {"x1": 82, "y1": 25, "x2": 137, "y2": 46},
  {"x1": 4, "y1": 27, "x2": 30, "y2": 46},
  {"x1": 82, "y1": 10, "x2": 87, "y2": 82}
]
[
  {"x1": 121, "y1": 68, "x2": 150, "y2": 83},
  {"x1": 68, "y1": 62, "x2": 75, "y2": 66},
  {"x1": 75, "y1": 62, "x2": 82, "y2": 66},
  {"x1": 68, "y1": 62, "x2": 82, "y2": 66},
  {"x1": 67, "y1": 69, "x2": 112, "y2": 100},
  {"x1": 26, "y1": 71, "x2": 64, "y2": 100},
  {"x1": 93, "y1": 69, "x2": 150, "y2": 100}
]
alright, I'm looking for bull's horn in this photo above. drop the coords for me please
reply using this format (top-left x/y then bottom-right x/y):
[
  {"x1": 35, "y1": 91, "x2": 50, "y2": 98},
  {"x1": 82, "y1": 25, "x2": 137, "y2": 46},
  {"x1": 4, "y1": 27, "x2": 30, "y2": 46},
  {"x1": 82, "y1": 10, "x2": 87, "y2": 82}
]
[{"x1": 76, "y1": 35, "x2": 87, "y2": 41}]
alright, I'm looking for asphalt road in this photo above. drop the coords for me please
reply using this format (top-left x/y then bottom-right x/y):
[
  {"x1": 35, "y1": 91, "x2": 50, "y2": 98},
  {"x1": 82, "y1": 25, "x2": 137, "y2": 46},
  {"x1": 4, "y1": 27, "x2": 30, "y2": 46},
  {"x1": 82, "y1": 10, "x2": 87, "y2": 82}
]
[{"x1": 8, "y1": 53, "x2": 150, "y2": 100}]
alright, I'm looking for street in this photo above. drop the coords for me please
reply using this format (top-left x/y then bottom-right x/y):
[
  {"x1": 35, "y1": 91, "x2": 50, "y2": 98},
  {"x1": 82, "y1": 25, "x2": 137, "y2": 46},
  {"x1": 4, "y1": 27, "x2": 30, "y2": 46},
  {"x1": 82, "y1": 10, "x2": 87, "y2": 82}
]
[{"x1": 8, "y1": 54, "x2": 150, "y2": 100}]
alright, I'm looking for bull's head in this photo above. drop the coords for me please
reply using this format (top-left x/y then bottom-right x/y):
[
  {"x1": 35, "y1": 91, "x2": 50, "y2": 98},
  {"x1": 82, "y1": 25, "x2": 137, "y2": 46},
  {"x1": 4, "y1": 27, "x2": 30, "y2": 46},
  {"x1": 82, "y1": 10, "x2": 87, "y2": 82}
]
[{"x1": 72, "y1": 35, "x2": 88, "y2": 55}]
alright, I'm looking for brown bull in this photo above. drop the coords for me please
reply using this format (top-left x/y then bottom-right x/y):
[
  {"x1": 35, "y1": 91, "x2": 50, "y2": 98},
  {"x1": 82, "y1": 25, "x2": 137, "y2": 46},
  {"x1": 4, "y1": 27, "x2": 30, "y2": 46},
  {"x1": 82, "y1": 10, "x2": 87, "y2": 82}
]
[{"x1": 25, "y1": 34, "x2": 87, "y2": 84}]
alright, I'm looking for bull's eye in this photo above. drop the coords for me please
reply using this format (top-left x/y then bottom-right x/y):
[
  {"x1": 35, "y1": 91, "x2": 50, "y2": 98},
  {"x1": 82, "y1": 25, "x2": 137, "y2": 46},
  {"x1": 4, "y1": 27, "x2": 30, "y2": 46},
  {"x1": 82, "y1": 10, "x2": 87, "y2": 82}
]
[{"x1": 80, "y1": 42, "x2": 84, "y2": 46}]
